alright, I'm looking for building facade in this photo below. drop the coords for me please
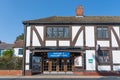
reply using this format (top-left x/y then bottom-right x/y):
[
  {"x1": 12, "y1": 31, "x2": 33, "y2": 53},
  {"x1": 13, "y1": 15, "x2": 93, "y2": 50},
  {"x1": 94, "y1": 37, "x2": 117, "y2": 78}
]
[
  {"x1": 23, "y1": 6, "x2": 120, "y2": 76},
  {"x1": 0, "y1": 42, "x2": 13, "y2": 56},
  {"x1": 13, "y1": 40, "x2": 23, "y2": 57},
  {"x1": 0, "y1": 40, "x2": 23, "y2": 57}
]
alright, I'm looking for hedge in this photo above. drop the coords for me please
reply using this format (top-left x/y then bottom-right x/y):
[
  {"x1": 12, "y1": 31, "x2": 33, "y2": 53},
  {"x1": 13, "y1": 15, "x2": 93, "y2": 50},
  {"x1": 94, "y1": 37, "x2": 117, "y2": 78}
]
[{"x1": 0, "y1": 57, "x2": 23, "y2": 70}]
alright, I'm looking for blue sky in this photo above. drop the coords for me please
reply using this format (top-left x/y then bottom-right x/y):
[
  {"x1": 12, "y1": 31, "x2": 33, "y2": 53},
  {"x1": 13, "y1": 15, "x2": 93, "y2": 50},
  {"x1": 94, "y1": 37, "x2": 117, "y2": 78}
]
[{"x1": 0, "y1": 0, "x2": 120, "y2": 43}]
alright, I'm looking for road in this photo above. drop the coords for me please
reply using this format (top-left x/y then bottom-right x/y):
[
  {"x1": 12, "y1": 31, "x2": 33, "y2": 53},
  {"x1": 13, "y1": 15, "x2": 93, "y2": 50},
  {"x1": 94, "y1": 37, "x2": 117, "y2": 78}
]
[{"x1": 0, "y1": 77, "x2": 120, "y2": 80}]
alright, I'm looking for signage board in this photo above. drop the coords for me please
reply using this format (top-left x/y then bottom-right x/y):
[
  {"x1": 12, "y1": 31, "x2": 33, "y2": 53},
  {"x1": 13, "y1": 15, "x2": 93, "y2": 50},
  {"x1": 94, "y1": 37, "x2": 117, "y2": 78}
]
[
  {"x1": 48, "y1": 52, "x2": 70, "y2": 58},
  {"x1": 88, "y1": 59, "x2": 93, "y2": 63},
  {"x1": 74, "y1": 56, "x2": 82, "y2": 67}
]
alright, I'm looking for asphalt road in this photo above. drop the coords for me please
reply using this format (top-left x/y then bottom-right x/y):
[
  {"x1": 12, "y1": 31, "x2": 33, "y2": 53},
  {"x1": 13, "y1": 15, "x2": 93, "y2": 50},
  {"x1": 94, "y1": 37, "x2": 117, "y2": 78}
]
[{"x1": 0, "y1": 77, "x2": 120, "y2": 80}]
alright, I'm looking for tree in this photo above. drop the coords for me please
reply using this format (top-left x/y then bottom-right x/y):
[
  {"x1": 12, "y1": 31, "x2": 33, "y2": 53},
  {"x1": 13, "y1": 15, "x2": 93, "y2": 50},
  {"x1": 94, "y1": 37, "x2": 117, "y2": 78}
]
[
  {"x1": 16, "y1": 33, "x2": 24, "y2": 41},
  {"x1": 2, "y1": 49, "x2": 14, "y2": 58}
]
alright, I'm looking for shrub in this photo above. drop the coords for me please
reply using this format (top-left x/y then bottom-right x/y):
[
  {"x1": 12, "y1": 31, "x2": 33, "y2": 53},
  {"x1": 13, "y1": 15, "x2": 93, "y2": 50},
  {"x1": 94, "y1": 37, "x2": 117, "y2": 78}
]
[
  {"x1": 2, "y1": 49, "x2": 14, "y2": 58},
  {"x1": 0, "y1": 57, "x2": 23, "y2": 70}
]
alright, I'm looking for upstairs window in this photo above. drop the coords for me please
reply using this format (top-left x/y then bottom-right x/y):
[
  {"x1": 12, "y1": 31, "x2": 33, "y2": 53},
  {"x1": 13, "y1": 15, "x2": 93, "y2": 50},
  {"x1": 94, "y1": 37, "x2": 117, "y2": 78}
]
[
  {"x1": 97, "y1": 27, "x2": 109, "y2": 39},
  {"x1": 18, "y1": 49, "x2": 23, "y2": 55},
  {"x1": 98, "y1": 50, "x2": 110, "y2": 64},
  {"x1": 46, "y1": 27, "x2": 69, "y2": 38}
]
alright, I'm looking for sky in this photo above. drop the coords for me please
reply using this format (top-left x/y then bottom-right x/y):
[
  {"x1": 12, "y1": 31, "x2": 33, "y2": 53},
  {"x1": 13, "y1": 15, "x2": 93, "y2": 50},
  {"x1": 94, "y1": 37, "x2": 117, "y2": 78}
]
[{"x1": 0, "y1": 0, "x2": 120, "y2": 43}]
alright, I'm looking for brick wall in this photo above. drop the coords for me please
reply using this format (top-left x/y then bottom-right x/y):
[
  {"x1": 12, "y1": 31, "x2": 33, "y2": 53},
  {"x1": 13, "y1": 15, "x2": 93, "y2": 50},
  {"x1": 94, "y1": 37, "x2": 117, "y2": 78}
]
[{"x1": 0, "y1": 70, "x2": 22, "y2": 76}]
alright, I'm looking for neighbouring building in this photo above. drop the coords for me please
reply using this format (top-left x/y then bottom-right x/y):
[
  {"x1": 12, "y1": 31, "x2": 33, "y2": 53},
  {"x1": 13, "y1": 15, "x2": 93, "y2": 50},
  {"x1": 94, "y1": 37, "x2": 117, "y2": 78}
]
[
  {"x1": 23, "y1": 6, "x2": 120, "y2": 76},
  {"x1": 13, "y1": 40, "x2": 23, "y2": 57},
  {"x1": 0, "y1": 40, "x2": 23, "y2": 57},
  {"x1": 0, "y1": 42, "x2": 13, "y2": 56}
]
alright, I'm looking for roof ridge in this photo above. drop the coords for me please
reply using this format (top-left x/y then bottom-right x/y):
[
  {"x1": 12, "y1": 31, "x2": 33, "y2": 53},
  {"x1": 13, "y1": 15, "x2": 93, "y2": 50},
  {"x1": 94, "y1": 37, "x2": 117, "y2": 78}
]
[{"x1": 23, "y1": 16, "x2": 120, "y2": 24}]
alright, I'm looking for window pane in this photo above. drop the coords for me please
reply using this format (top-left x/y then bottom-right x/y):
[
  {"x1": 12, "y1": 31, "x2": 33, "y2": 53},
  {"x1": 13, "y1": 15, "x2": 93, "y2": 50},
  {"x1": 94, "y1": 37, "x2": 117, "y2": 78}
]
[
  {"x1": 98, "y1": 50, "x2": 110, "y2": 64},
  {"x1": 46, "y1": 27, "x2": 52, "y2": 38},
  {"x1": 104, "y1": 56, "x2": 109, "y2": 63},
  {"x1": 97, "y1": 28, "x2": 102, "y2": 39},
  {"x1": 103, "y1": 28, "x2": 107, "y2": 30},
  {"x1": 97, "y1": 27, "x2": 108, "y2": 39},
  {"x1": 46, "y1": 27, "x2": 69, "y2": 38},
  {"x1": 103, "y1": 28, "x2": 108, "y2": 38},
  {"x1": 64, "y1": 27, "x2": 69, "y2": 38},
  {"x1": 98, "y1": 50, "x2": 103, "y2": 56},
  {"x1": 98, "y1": 50, "x2": 104, "y2": 63},
  {"x1": 98, "y1": 56, "x2": 104, "y2": 63},
  {"x1": 58, "y1": 32, "x2": 63, "y2": 38},
  {"x1": 53, "y1": 32, "x2": 57, "y2": 38},
  {"x1": 19, "y1": 49, "x2": 23, "y2": 55},
  {"x1": 58, "y1": 27, "x2": 63, "y2": 32},
  {"x1": 53, "y1": 27, "x2": 57, "y2": 38},
  {"x1": 58, "y1": 27, "x2": 64, "y2": 38},
  {"x1": 53, "y1": 27, "x2": 57, "y2": 32},
  {"x1": 104, "y1": 51, "x2": 110, "y2": 63}
]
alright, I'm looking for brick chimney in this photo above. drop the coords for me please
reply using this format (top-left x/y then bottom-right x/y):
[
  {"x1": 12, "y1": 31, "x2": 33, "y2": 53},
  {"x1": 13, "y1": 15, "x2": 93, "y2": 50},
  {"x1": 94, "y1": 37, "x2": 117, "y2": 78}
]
[{"x1": 76, "y1": 6, "x2": 83, "y2": 16}]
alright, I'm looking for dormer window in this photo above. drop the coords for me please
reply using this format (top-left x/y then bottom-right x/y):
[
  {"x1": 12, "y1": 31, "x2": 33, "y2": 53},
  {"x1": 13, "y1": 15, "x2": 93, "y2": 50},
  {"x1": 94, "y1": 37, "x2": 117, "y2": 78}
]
[{"x1": 46, "y1": 26, "x2": 69, "y2": 38}]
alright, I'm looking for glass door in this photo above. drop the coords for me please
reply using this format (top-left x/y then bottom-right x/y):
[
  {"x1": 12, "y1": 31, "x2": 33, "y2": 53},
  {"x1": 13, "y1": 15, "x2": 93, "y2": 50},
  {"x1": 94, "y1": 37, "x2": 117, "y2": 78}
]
[
  {"x1": 67, "y1": 59, "x2": 72, "y2": 71},
  {"x1": 50, "y1": 58, "x2": 73, "y2": 72},
  {"x1": 59, "y1": 59, "x2": 65, "y2": 71},
  {"x1": 52, "y1": 59, "x2": 57, "y2": 71}
]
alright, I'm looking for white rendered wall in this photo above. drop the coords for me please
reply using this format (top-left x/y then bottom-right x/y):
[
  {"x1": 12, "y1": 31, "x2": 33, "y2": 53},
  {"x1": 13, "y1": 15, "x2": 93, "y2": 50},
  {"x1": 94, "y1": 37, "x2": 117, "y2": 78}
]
[
  {"x1": 75, "y1": 31, "x2": 83, "y2": 46},
  {"x1": 26, "y1": 27, "x2": 31, "y2": 46},
  {"x1": 59, "y1": 40, "x2": 70, "y2": 46},
  {"x1": 72, "y1": 26, "x2": 81, "y2": 41},
  {"x1": 25, "y1": 65, "x2": 30, "y2": 70},
  {"x1": 85, "y1": 26, "x2": 95, "y2": 47},
  {"x1": 113, "y1": 26, "x2": 120, "y2": 38},
  {"x1": 111, "y1": 26, "x2": 119, "y2": 47},
  {"x1": 46, "y1": 40, "x2": 57, "y2": 46},
  {"x1": 14, "y1": 48, "x2": 23, "y2": 57},
  {"x1": 35, "y1": 26, "x2": 44, "y2": 41},
  {"x1": 98, "y1": 65, "x2": 111, "y2": 71},
  {"x1": 32, "y1": 30, "x2": 41, "y2": 46},
  {"x1": 86, "y1": 50, "x2": 96, "y2": 71},
  {"x1": 97, "y1": 41, "x2": 109, "y2": 47},
  {"x1": 111, "y1": 31, "x2": 118, "y2": 47},
  {"x1": 113, "y1": 65, "x2": 120, "y2": 71},
  {"x1": 26, "y1": 50, "x2": 30, "y2": 63},
  {"x1": 112, "y1": 50, "x2": 120, "y2": 64},
  {"x1": 25, "y1": 50, "x2": 30, "y2": 70}
]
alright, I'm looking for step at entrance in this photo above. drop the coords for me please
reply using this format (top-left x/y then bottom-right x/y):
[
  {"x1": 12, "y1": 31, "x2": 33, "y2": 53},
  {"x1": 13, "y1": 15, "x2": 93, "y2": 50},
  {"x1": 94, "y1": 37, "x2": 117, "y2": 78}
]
[{"x1": 43, "y1": 71, "x2": 73, "y2": 74}]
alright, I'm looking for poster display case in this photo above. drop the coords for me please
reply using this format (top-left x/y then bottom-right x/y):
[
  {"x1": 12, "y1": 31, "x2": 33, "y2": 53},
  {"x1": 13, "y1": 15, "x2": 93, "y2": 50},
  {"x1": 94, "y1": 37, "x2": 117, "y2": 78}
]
[{"x1": 32, "y1": 56, "x2": 42, "y2": 72}]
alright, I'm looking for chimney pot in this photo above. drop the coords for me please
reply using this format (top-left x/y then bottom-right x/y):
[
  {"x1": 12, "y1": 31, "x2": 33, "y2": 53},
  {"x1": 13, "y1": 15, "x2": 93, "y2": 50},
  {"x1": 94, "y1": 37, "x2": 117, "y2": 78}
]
[{"x1": 76, "y1": 6, "x2": 83, "y2": 16}]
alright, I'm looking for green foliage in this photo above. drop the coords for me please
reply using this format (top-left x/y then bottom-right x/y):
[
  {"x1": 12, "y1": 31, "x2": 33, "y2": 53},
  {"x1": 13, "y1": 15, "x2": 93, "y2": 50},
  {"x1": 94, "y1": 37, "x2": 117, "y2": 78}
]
[
  {"x1": 0, "y1": 57, "x2": 23, "y2": 70},
  {"x1": 2, "y1": 49, "x2": 14, "y2": 57},
  {"x1": 16, "y1": 33, "x2": 24, "y2": 41}
]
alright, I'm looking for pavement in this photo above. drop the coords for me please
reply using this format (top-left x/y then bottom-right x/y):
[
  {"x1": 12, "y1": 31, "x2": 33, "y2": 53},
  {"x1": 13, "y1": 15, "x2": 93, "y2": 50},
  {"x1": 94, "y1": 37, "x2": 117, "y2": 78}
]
[{"x1": 0, "y1": 75, "x2": 118, "y2": 79}]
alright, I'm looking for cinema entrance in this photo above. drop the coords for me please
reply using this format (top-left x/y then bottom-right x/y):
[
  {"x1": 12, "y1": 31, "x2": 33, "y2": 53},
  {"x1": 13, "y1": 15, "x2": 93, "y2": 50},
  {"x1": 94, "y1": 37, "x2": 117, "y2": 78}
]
[{"x1": 32, "y1": 51, "x2": 83, "y2": 74}]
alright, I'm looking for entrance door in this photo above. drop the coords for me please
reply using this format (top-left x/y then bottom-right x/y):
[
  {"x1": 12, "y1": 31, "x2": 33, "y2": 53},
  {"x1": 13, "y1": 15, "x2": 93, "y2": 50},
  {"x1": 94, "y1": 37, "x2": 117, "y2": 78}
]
[
  {"x1": 43, "y1": 53, "x2": 74, "y2": 72},
  {"x1": 67, "y1": 59, "x2": 73, "y2": 71},
  {"x1": 51, "y1": 59, "x2": 65, "y2": 72},
  {"x1": 52, "y1": 59, "x2": 57, "y2": 71},
  {"x1": 58, "y1": 59, "x2": 65, "y2": 71},
  {"x1": 51, "y1": 59, "x2": 72, "y2": 72}
]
